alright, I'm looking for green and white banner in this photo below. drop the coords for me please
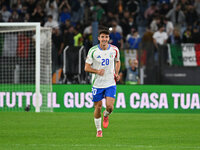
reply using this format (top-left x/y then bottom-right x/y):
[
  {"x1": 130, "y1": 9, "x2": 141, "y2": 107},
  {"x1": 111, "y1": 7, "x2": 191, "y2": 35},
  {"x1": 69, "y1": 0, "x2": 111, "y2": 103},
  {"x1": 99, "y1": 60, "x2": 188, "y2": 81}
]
[
  {"x1": 168, "y1": 43, "x2": 200, "y2": 66},
  {"x1": 0, "y1": 85, "x2": 200, "y2": 113}
]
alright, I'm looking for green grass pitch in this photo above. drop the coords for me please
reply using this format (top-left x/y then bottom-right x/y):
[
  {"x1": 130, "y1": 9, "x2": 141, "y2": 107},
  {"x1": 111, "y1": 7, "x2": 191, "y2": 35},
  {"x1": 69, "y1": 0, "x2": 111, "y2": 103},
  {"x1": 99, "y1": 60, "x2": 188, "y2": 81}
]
[{"x1": 0, "y1": 112, "x2": 200, "y2": 150}]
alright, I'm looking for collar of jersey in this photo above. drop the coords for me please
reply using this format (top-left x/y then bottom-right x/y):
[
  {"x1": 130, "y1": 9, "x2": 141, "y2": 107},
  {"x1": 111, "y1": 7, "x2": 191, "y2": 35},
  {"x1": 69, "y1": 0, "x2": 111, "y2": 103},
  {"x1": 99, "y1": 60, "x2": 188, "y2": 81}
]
[{"x1": 98, "y1": 44, "x2": 110, "y2": 50}]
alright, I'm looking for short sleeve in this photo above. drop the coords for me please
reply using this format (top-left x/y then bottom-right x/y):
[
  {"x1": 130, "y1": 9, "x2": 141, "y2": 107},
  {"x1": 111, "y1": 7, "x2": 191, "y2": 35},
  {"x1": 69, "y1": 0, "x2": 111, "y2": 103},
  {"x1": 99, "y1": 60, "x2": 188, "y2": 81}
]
[
  {"x1": 85, "y1": 49, "x2": 95, "y2": 64},
  {"x1": 114, "y1": 47, "x2": 120, "y2": 61}
]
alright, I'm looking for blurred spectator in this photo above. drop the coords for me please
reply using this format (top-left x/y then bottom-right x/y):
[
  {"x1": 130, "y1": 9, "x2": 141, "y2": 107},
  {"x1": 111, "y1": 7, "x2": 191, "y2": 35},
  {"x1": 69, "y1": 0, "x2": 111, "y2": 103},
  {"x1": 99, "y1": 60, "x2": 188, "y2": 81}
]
[
  {"x1": 52, "y1": 26, "x2": 64, "y2": 68},
  {"x1": 140, "y1": 26, "x2": 154, "y2": 67},
  {"x1": 178, "y1": 0, "x2": 193, "y2": 14},
  {"x1": 150, "y1": 16, "x2": 161, "y2": 32},
  {"x1": 153, "y1": 24, "x2": 168, "y2": 49},
  {"x1": 182, "y1": 27, "x2": 193, "y2": 43},
  {"x1": 144, "y1": 3, "x2": 158, "y2": 24},
  {"x1": 139, "y1": 0, "x2": 148, "y2": 14},
  {"x1": 90, "y1": 2, "x2": 105, "y2": 22},
  {"x1": 16, "y1": 0, "x2": 23, "y2": 11},
  {"x1": 153, "y1": 24, "x2": 168, "y2": 63},
  {"x1": 159, "y1": 2, "x2": 171, "y2": 16},
  {"x1": 59, "y1": 0, "x2": 71, "y2": 24},
  {"x1": 136, "y1": 1, "x2": 148, "y2": 36},
  {"x1": 44, "y1": 15, "x2": 59, "y2": 28},
  {"x1": 11, "y1": 3, "x2": 21, "y2": 14},
  {"x1": 168, "y1": 28, "x2": 182, "y2": 44},
  {"x1": 185, "y1": 5, "x2": 198, "y2": 26},
  {"x1": 59, "y1": 6, "x2": 71, "y2": 24},
  {"x1": 126, "y1": 28, "x2": 141, "y2": 50},
  {"x1": 98, "y1": 0, "x2": 108, "y2": 13},
  {"x1": 83, "y1": 23, "x2": 93, "y2": 52},
  {"x1": 31, "y1": 4, "x2": 45, "y2": 25},
  {"x1": 114, "y1": 0, "x2": 124, "y2": 18},
  {"x1": 9, "y1": 10, "x2": 20, "y2": 22},
  {"x1": 123, "y1": 59, "x2": 140, "y2": 85},
  {"x1": 111, "y1": 20, "x2": 123, "y2": 36},
  {"x1": 63, "y1": 26, "x2": 74, "y2": 47},
  {"x1": 45, "y1": 0, "x2": 59, "y2": 21},
  {"x1": 79, "y1": 0, "x2": 85, "y2": 23},
  {"x1": 0, "y1": 0, "x2": 9, "y2": 9},
  {"x1": 74, "y1": 22, "x2": 83, "y2": 33},
  {"x1": 163, "y1": 17, "x2": 174, "y2": 36},
  {"x1": 73, "y1": 27, "x2": 83, "y2": 47},
  {"x1": 9, "y1": 1, "x2": 22, "y2": 14},
  {"x1": 60, "y1": 19, "x2": 71, "y2": 34},
  {"x1": 105, "y1": 11, "x2": 116, "y2": 23},
  {"x1": 142, "y1": 26, "x2": 154, "y2": 43},
  {"x1": 166, "y1": 4, "x2": 185, "y2": 29},
  {"x1": 0, "y1": 13, "x2": 3, "y2": 22},
  {"x1": 119, "y1": 10, "x2": 129, "y2": 37},
  {"x1": 70, "y1": 0, "x2": 83, "y2": 24},
  {"x1": 120, "y1": 10, "x2": 137, "y2": 38},
  {"x1": 191, "y1": 26, "x2": 200, "y2": 43},
  {"x1": 83, "y1": 0, "x2": 92, "y2": 24},
  {"x1": 0, "y1": 5, "x2": 11, "y2": 22},
  {"x1": 109, "y1": 24, "x2": 123, "y2": 49},
  {"x1": 24, "y1": 13, "x2": 30, "y2": 22},
  {"x1": 38, "y1": 0, "x2": 47, "y2": 10},
  {"x1": 126, "y1": 0, "x2": 140, "y2": 20},
  {"x1": 83, "y1": 23, "x2": 92, "y2": 38},
  {"x1": 194, "y1": 0, "x2": 200, "y2": 20},
  {"x1": 128, "y1": 17, "x2": 137, "y2": 31},
  {"x1": 19, "y1": 3, "x2": 28, "y2": 20},
  {"x1": 59, "y1": 0, "x2": 70, "y2": 11},
  {"x1": 25, "y1": 0, "x2": 36, "y2": 15}
]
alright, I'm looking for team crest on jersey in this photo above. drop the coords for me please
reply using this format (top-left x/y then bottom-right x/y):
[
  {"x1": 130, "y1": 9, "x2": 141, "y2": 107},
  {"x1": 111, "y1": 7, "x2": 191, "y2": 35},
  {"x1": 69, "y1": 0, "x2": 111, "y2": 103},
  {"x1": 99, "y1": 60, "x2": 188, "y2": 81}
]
[{"x1": 97, "y1": 55, "x2": 101, "y2": 58}]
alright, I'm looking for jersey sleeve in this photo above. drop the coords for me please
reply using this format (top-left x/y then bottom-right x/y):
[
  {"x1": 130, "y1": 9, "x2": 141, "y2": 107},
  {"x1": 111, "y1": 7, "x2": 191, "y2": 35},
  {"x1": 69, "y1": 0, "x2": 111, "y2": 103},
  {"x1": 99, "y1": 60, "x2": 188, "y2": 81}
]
[
  {"x1": 114, "y1": 47, "x2": 120, "y2": 61},
  {"x1": 85, "y1": 49, "x2": 95, "y2": 64}
]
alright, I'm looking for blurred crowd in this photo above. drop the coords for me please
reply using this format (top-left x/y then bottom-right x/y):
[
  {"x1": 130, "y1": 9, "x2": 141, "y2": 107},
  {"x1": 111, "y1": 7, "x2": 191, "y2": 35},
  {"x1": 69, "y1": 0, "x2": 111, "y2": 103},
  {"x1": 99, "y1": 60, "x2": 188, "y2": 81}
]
[
  {"x1": 1, "y1": 0, "x2": 200, "y2": 47},
  {"x1": 1, "y1": 0, "x2": 200, "y2": 83}
]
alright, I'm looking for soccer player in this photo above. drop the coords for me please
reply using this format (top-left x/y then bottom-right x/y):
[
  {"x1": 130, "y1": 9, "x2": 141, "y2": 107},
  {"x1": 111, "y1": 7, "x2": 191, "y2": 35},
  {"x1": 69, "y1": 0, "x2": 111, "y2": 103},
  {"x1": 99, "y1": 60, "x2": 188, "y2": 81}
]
[{"x1": 85, "y1": 28, "x2": 121, "y2": 137}]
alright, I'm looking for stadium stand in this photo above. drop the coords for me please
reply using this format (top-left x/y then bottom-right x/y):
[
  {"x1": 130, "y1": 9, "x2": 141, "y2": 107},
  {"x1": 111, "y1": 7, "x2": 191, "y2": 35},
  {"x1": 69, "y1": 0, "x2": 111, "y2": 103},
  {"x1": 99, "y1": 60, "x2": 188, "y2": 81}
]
[{"x1": 0, "y1": 0, "x2": 200, "y2": 85}]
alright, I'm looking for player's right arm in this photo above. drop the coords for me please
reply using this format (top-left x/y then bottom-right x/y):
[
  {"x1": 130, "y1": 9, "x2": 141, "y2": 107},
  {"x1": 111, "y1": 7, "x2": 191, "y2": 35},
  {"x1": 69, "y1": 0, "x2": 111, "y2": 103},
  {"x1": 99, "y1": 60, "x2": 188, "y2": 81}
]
[{"x1": 85, "y1": 63, "x2": 104, "y2": 76}]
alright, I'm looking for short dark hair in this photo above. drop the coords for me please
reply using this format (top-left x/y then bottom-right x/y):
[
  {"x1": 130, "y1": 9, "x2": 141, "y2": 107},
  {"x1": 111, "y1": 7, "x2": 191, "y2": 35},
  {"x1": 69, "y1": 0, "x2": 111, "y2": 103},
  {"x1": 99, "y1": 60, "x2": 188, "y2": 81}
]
[
  {"x1": 98, "y1": 25, "x2": 110, "y2": 36},
  {"x1": 158, "y1": 24, "x2": 164, "y2": 29},
  {"x1": 98, "y1": 26, "x2": 109, "y2": 36},
  {"x1": 48, "y1": 15, "x2": 53, "y2": 19},
  {"x1": 98, "y1": 30, "x2": 109, "y2": 36}
]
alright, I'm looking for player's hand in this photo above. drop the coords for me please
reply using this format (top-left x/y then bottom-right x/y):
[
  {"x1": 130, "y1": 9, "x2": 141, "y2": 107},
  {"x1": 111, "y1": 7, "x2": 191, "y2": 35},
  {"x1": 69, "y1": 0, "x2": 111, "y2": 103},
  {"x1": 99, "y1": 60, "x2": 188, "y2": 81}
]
[
  {"x1": 97, "y1": 69, "x2": 105, "y2": 76},
  {"x1": 115, "y1": 74, "x2": 120, "y2": 81}
]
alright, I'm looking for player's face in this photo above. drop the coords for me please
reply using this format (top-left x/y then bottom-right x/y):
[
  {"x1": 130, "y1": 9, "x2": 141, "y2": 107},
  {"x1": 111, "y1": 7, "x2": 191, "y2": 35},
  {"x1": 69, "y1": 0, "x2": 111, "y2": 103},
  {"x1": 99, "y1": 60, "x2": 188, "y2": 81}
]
[{"x1": 98, "y1": 33, "x2": 110, "y2": 46}]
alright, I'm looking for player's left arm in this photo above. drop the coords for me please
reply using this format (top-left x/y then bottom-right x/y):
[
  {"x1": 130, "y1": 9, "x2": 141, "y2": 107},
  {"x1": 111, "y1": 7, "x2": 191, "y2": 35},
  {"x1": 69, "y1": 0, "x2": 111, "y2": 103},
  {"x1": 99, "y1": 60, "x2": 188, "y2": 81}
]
[
  {"x1": 115, "y1": 60, "x2": 121, "y2": 81},
  {"x1": 114, "y1": 47, "x2": 121, "y2": 81}
]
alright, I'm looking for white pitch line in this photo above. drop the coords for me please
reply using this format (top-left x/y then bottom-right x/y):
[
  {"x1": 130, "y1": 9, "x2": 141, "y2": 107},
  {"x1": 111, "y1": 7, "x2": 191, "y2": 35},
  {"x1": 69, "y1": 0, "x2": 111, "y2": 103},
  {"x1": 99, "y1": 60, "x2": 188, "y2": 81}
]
[{"x1": 1, "y1": 144, "x2": 200, "y2": 149}]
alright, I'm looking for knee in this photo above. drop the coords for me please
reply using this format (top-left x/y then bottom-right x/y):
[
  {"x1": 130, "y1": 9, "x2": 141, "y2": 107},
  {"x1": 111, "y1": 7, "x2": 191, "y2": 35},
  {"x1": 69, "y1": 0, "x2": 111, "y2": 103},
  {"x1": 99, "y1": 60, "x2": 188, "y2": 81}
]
[
  {"x1": 106, "y1": 105, "x2": 113, "y2": 113},
  {"x1": 95, "y1": 105, "x2": 102, "y2": 112}
]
